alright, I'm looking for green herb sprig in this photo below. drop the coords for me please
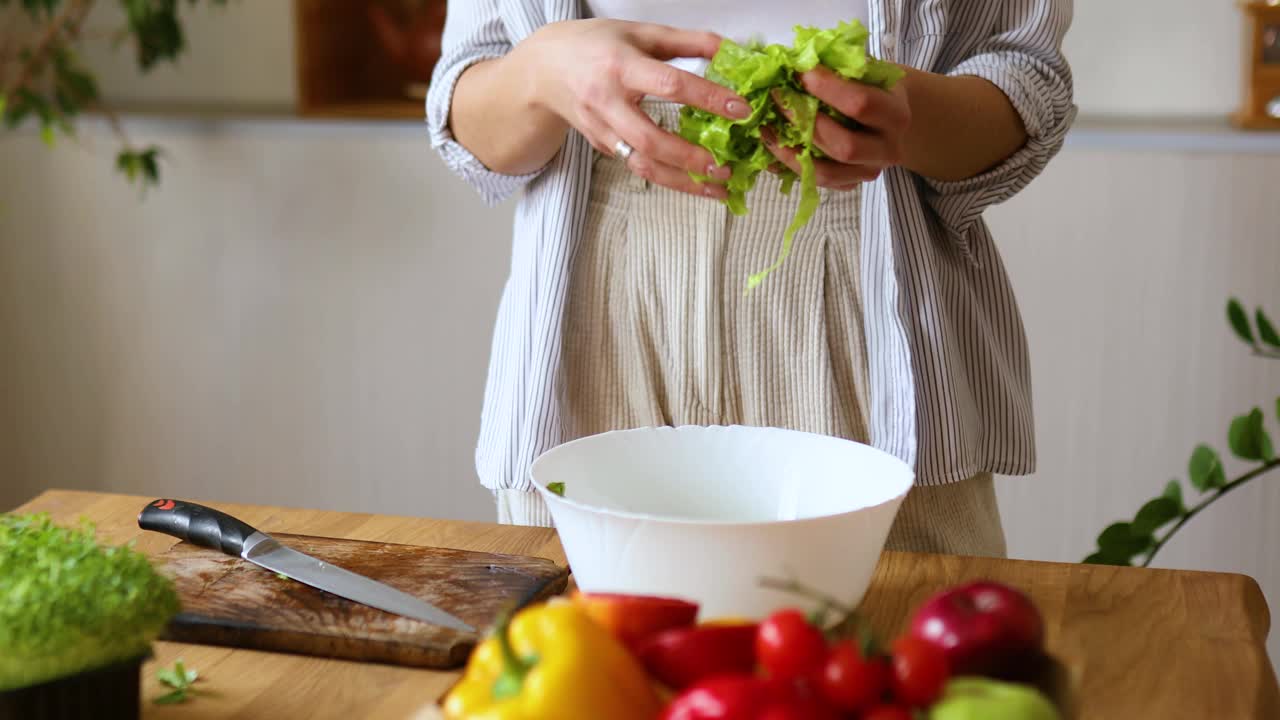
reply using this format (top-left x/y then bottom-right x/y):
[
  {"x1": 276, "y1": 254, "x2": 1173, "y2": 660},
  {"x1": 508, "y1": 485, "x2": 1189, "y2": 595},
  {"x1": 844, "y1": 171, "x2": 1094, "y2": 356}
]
[{"x1": 154, "y1": 658, "x2": 199, "y2": 705}]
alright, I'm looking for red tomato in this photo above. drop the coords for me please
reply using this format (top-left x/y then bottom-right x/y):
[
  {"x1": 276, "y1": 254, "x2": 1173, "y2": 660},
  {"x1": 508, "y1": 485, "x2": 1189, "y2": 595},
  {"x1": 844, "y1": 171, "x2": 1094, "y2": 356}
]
[
  {"x1": 756, "y1": 680, "x2": 840, "y2": 720},
  {"x1": 889, "y1": 635, "x2": 949, "y2": 707},
  {"x1": 756, "y1": 609, "x2": 828, "y2": 681},
  {"x1": 863, "y1": 704, "x2": 914, "y2": 720},
  {"x1": 817, "y1": 641, "x2": 889, "y2": 712},
  {"x1": 757, "y1": 699, "x2": 840, "y2": 720}
]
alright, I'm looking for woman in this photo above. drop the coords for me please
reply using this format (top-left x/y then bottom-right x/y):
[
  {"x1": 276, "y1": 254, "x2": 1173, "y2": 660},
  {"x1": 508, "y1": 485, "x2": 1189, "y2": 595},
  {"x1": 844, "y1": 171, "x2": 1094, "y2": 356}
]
[{"x1": 426, "y1": 0, "x2": 1075, "y2": 557}]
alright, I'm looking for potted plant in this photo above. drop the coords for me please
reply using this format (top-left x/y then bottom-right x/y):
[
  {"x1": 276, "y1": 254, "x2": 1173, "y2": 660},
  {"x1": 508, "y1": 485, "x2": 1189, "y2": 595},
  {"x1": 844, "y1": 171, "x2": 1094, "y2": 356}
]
[
  {"x1": 0, "y1": 0, "x2": 231, "y2": 190},
  {"x1": 0, "y1": 513, "x2": 181, "y2": 719}
]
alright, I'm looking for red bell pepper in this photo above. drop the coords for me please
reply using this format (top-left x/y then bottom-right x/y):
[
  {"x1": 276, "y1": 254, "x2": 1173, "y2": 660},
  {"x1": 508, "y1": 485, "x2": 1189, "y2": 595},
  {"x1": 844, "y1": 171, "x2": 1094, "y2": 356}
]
[{"x1": 637, "y1": 623, "x2": 759, "y2": 690}]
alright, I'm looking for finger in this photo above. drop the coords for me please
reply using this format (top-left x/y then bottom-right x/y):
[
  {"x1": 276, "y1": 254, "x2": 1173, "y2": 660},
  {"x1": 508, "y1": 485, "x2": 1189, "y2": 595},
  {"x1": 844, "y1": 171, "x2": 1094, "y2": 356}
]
[
  {"x1": 627, "y1": 23, "x2": 724, "y2": 61},
  {"x1": 811, "y1": 113, "x2": 895, "y2": 167},
  {"x1": 622, "y1": 57, "x2": 752, "y2": 119},
  {"x1": 771, "y1": 94, "x2": 893, "y2": 167},
  {"x1": 625, "y1": 148, "x2": 729, "y2": 199},
  {"x1": 578, "y1": 109, "x2": 622, "y2": 157},
  {"x1": 797, "y1": 66, "x2": 910, "y2": 131},
  {"x1": 761, "y1": 128, "x2": 879, "y2": 187},
  {"x1": 609, "y1": 103, "x2": 732, "y2": 180}
]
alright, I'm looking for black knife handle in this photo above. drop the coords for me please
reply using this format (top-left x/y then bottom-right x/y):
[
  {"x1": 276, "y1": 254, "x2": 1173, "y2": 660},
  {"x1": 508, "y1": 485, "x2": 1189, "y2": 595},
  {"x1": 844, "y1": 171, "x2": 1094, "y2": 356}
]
[{"x1": 138, "y1": 499, "x2": 260, "y2": 556}]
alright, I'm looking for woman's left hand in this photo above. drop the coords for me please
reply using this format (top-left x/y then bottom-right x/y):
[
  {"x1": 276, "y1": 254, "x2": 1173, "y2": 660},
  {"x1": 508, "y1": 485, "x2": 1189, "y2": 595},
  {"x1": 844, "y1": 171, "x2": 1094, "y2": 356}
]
[{"x1": 762, "y1": 65, "x2": 911, "y2": 190}]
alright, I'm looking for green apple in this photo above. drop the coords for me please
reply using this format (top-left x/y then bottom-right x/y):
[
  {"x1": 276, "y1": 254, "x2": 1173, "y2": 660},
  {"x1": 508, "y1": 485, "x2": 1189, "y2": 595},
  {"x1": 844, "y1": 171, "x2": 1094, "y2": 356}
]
[{"x1": 928, "y1": 677, "x2": 1061, "y2": 720}]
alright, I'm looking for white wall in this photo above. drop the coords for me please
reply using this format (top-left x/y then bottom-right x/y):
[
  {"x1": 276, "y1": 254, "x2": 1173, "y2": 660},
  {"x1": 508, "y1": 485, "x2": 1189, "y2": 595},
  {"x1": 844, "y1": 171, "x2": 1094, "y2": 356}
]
[
  {"x1": 0, "y1": 118, "x2": 509, "y2": 522},
  {"x1": 989, "y1": 149, "x2": 1280, "y2": 574},
  {"x1": 76, "y1": 0, "x2": 1250, "y2": 117}
]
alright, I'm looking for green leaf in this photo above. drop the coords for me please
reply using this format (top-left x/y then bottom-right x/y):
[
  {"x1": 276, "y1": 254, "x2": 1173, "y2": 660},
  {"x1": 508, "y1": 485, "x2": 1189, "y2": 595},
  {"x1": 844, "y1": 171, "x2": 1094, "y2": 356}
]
[
  {"x1": 156, "y1": 668, "x2": 182, "y2": 688},
  {"x1": 0, "y1": 94, "x2": 6, "y2": 118},
  {"x1": 1095, "y1": 522, "x2": 1152, "y2": 563},
  {"x1": 1083, "y1": 548, "x2": 1132, "y2": 567},
  {"x1": 546, "y1": 482, "x2": 565, "y2": 497},
  {"x1": 1132, "y1": 497, "x2": 1183, "y2": 537},
  {"x1": 1228, "y1": 298, "x2": 1255, "y2": 345},
  {"x1": 124, "y1": 0, "x2": 188, "y2": 70},
  {"x1": 1229, "y1": 408, "x2": 1274, "y2": 462},
  {"x1": 39, "y1": 122, "x2": 55, "y2": 148},
  {"x1": 153, "y1": 689, "x2": 187, "y2": 705},
  {"x1": 1257, "y1": 309, "x2": 1280, "y2": 349},
  {"x1": 117, "y1": 151, "x2": 140, "y2": 182},
  {"x1": 1188, "y1": 445, "x2": 1226, "y2": 492},
  {"x1": 1162, "y1": 479, "x2": 1185, "y2": 512}
]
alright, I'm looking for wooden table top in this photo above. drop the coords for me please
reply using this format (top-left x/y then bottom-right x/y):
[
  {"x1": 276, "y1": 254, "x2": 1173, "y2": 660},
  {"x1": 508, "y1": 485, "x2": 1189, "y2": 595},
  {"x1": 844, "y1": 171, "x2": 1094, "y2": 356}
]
[{"x1": 11, "y1": 490, "x2": 1278, "y2": 719}]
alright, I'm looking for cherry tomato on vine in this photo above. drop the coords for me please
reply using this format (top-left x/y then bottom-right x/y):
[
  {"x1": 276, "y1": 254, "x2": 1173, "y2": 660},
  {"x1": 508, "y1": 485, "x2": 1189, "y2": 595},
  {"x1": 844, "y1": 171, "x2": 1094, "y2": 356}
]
[
  {"x1": 817, "y1": 640, "x2": 889, "y2": 712},
  {"x1": 863, "y1": 704, "x2": 915, "y2": 720},
  {"x1": 756, "y1": 609, "x2": 828, "y2": 681},
  {"x1": 890, "y1": 635, "x2": 949, "y2": 707}
]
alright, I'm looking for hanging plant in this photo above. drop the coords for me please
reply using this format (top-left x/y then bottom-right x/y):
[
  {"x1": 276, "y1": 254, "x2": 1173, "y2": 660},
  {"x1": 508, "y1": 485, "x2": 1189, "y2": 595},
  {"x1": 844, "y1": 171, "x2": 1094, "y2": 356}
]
[{"x1": 0, "y1": 0, "x2": 231, "y2": 191}]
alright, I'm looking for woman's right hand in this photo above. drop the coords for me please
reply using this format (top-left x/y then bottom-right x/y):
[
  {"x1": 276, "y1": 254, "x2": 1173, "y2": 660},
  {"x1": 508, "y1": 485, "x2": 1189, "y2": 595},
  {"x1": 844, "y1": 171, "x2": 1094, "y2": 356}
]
[{"x1": 512, "y1": 19, "x2": 752, "y2": 199}]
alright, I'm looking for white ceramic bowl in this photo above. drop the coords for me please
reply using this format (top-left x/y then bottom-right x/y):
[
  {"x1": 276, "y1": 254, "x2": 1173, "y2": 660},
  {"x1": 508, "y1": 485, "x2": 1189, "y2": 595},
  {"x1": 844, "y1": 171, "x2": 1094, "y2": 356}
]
[{"x1": 530, "y1": 425, "x2": 913, "y2": 619}]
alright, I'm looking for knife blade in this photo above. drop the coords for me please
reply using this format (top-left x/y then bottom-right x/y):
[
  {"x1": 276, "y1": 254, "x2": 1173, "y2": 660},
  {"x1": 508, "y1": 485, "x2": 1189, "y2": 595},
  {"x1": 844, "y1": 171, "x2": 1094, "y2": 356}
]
[{"x1": 138, "y1": 498, "x2": 475, "y2": 633}]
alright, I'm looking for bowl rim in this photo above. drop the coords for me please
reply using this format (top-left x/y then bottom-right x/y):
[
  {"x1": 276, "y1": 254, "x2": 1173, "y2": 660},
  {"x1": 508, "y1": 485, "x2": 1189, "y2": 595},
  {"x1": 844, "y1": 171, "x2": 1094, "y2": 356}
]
[{"x1": 528, "y1": 424, "x2": 916, "y2": 528}]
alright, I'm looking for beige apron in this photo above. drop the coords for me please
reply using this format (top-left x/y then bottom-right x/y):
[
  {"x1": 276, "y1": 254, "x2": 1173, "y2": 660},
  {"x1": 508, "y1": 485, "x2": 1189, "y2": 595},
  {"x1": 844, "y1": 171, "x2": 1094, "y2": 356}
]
[{"x1": 501, "y1": 101, "x2": 1007, "y2": 558}]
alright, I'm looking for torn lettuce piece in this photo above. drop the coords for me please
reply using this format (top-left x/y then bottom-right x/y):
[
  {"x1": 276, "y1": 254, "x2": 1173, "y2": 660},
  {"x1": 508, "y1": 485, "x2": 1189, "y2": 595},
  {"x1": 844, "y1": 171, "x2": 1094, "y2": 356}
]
[{"x1": 678, "y1": 19, "x2": 903, "y2": 290}]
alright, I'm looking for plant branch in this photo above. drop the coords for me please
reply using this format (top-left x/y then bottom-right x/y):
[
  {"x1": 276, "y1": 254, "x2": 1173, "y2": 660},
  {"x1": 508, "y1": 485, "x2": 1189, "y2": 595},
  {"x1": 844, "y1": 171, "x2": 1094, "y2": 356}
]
[
  {"x1": 2, "y1": 0, "x2": 95, "y2": 97},
  {"x1": 1251, "y1": 347, "x2": 1280, "y2": 360},
  {"x1": 97, "y1": 96, "x2": 133, "y2": 149},
  {"x1": 1143, "y1": 459, "x2": 1280, "y2": 567},
  {"x1": 0, "y1": 4, "x2": 30, "y2": 87}
]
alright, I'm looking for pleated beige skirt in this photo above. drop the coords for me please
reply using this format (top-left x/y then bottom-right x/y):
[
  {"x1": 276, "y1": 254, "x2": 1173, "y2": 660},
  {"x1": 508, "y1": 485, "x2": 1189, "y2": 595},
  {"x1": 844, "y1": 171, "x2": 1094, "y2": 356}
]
[{"x1": 501, "y1": 101, "x2": 1006, "y2": 558}]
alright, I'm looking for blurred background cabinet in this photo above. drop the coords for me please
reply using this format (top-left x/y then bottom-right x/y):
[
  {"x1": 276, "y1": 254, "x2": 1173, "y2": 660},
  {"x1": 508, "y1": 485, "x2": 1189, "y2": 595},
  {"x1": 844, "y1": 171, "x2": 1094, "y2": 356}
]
[{"x1": 295, "y1": 0, "x2": 446, "y2": 119}]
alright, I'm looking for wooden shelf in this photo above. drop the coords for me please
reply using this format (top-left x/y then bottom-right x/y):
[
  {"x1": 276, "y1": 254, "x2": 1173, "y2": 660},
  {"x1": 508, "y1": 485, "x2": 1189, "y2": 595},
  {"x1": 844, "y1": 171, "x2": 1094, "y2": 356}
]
[
  {"x1": 294, "y1": 0, "x2": 441, "y2": 121},
  {"x1": 297, "y1": 99, "x2": 425, "y2": 121}
]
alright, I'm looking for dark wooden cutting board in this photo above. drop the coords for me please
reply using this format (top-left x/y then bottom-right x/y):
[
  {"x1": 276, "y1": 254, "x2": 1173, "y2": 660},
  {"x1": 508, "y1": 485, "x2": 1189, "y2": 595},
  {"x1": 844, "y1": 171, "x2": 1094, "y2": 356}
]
[{"x1": 153, "y1": 533, "x2": 570, "y2": 669}]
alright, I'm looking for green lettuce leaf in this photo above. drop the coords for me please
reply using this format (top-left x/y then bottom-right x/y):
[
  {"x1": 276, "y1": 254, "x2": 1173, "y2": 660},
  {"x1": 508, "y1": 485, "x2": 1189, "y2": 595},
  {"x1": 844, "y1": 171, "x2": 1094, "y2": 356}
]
[{"x1": 678, "y1": 20, "x2": 903, "y2": 290}]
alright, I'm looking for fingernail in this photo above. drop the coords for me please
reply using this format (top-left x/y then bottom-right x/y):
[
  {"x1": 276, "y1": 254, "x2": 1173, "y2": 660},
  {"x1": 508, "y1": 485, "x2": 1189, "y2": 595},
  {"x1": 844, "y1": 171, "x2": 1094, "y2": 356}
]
[
  {"x1": 704, "y1": 185, "x2": 724, "y2": 198},
  {"x1": 726, "y1": 99, "x2": 750, "y2": 118},
  {"x1": 708, "y1": 164, "x2": 731, "y2": 180}
]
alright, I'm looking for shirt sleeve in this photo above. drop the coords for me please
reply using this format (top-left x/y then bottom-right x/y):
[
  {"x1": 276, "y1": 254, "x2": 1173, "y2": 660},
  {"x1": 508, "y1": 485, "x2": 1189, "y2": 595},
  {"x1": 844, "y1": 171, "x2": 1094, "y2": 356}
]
[
  {"x1": 426, "y1": 0, "x2": 542, "y2": 206},
  {"x1": 921, "y1": 0, "x2": 1077, "y2": 257}
]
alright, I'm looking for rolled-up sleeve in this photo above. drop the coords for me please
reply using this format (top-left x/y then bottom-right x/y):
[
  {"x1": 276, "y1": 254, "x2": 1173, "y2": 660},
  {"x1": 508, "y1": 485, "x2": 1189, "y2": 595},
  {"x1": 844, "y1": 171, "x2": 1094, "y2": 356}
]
[
  {"x1": 426, "y1": 0, "x2": 541, "y2": 206},
  {"x1": 922, "y1": 0, "x2": 1077, "y2": 251}
]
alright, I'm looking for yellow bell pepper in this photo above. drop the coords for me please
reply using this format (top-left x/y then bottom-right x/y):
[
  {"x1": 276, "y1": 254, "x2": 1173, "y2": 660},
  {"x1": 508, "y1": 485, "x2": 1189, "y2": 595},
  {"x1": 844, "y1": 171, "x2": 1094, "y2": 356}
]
[{"x1": 442, "y1": 598, "x2": 662, "y2": 720}]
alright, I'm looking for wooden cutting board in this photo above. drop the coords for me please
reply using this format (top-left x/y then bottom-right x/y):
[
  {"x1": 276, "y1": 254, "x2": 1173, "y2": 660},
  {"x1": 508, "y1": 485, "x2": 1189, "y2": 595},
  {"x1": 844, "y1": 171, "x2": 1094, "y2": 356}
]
[{"x1": 153, "y1": 533, "x2": 570, "y2": 669}]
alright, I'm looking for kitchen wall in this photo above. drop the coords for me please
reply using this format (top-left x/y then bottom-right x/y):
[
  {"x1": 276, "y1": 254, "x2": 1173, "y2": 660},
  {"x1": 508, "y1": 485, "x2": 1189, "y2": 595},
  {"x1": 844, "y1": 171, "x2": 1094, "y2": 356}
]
[
  {"x1": 4, "y1": 0, "x2": 1280, "y2": 658},
  {"x1": 76, "y1": 0, "x2": 1247, "y2": 117}
]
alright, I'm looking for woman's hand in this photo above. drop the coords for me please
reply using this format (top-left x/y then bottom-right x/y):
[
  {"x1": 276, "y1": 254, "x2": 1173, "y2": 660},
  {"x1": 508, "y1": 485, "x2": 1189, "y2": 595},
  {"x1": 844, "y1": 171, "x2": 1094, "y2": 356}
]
[
  {"x1": 513, "y1": 19, "x2": 752, "y2": 198},
  {"x1": 762, "y1": 66, "x2": 912, "y2": 190}
]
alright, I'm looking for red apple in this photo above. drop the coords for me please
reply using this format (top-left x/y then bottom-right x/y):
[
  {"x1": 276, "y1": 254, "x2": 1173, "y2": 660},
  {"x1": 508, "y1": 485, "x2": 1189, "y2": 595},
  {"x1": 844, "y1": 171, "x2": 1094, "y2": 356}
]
[
  {"x1": 907, "y1": 580, "x2": 1045, "y2": 676},
  {"x1": 571, "y1": 591, "x2": 699, "y2": 652}
]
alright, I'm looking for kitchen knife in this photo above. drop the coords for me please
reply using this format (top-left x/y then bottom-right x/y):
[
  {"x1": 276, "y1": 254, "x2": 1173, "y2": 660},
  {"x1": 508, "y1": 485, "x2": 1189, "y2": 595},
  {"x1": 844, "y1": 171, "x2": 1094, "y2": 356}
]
[{"x1": 138, "y1": 498, "x2": 475, "y2": 633}]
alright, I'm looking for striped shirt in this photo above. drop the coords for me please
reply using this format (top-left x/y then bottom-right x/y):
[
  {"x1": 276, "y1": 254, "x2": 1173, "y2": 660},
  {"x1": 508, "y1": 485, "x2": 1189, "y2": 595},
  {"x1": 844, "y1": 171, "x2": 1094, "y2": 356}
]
[{"x1": 426, "y1": 0, "x2": 1077, "y2": 501}]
